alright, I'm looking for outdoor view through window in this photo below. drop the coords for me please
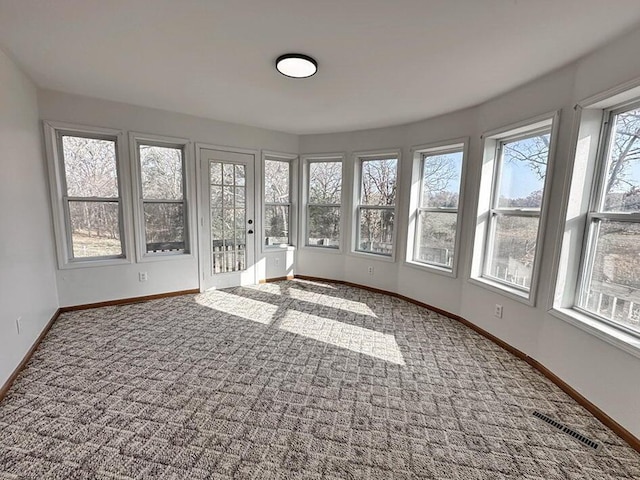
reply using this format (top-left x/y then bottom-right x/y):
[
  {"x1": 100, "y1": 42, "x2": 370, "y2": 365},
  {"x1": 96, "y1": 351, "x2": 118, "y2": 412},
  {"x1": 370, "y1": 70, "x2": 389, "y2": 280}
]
[
  {"x1": 577, "y1": 104, "x2": 640, "y2": 334},
  {"x1": 210, "y1": 161, "x2": 246, "y2": 272},
  {"x1": 357, "y1": 157, "x2": 397, "y2": 255},
  {"x1": 138, "y1": 144, "x2": 186, "y2": 254},
  {"x1": 61, "y1": 135, "x2": 123, "y2": 259},
  {"x1": 307, "y1": 160, "x2": 342, "y2": 248},
  {"x1": 483, "y1": 129, "x2": 551, "y2": 290},
  {"x1": 414, "y1": 148, "x2": 464, "y2": 269},
  {"x1": 264, "y1": 159, "x2": 291, "y2": 246}
]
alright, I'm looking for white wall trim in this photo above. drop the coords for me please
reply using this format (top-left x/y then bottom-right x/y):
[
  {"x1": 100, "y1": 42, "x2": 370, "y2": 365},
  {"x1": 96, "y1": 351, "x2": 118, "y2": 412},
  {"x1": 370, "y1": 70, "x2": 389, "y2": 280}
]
[
  {"x1": 469, "y1": 111, "x2": 560, "y2": 306},
  {"x1": 194, "y1": 143, "x2": 260, "y2": 291},
  {"x1": 43, "y1": 120, "x2": 134, "y2": 269}
]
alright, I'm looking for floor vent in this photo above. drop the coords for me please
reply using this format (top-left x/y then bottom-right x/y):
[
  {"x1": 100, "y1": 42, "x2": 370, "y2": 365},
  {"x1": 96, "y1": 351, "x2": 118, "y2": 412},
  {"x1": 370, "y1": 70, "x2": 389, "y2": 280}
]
[{"x1": 533, "y1": 411, "x2": 602, "y2": 451}]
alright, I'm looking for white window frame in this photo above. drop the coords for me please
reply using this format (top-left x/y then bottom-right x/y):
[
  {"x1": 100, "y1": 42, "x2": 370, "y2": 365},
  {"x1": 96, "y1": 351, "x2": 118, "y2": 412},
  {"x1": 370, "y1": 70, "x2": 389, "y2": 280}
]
[
  {"x1": 129, "y1": 132, "x2": 195, "y2": 262},
  {"x1": 470, "y1": 112, "x2": 559, "y2": 305},
  {"x1": 261, "y1": 151, "x2": 298, "y2": 252},
  {"x1": 406, "y1": 138, "x2": 468, "y2": 277},
  {"x1": 575, "y1": 100, "x2": 640, "y2": 330},
  {"x1": 550, "y1": 79, "x2": 640, "y2": 357},
  {"x1": 44, "y1": 121, "x2": 133, "y2": 269},
  {"x1": 352, "y1": 149, "x2": 401, "y2": 261},
  {"x1": 301, "y1": 153, "x2": 345, "y2": 252}
]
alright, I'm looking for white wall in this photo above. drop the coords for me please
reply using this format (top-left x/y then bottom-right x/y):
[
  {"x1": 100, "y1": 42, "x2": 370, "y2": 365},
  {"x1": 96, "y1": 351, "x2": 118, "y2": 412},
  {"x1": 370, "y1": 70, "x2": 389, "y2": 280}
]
[
  {"x1": 0, "y1": 50, "x2": 58, "y2": 386},
  {"x1": 28, "y1": 25, "x2": 640, "y2": 439},
  {"x1": 298, "y1": 27, "x2": 640, "y2": 438},
  {"x1": 37, "y1": 90, "x2": 298, "y2": 306}
]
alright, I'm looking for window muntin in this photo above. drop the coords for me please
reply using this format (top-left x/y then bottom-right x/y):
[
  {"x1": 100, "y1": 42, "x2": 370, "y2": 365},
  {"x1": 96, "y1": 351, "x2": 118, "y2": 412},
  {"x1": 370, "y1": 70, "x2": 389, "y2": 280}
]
[
  {"x1": 414, "y1": 148, "x2": 464, "y2": 269},
  {"x1": 576, "y1": 103, "x2": 640, "y2": 335},
  {"x1": 210, "y1": 161, "x2": 247, "y2": 273},
  {"x1": 306, "y1": 160, "x2": 342, "y2": 248},
  {"x1": 136, "y1": 142, "x2": 188, "y2": 255},
  {"x1": 356, "y1": 157, "x2": 397, "y2": 256},
  {"x1": 483, "y1": 128, "x2": 551, "y2": 291},
  {"x1": 264, "y1": 158, "x2": 291, "y2": 246},
  {"x1": 59, "y1": 133, "x2": 124, "y2": 260}
]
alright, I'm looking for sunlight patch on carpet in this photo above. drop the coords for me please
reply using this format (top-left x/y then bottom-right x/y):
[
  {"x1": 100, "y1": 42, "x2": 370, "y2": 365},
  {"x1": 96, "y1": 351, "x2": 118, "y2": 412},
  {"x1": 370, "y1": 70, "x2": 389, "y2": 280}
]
[
  {"x1": 195, "y1": 290, "x2": 277, "y2": 325},
  {"x1": 278, "y1": 310, "x2": 405, "y2": 365},
  {"x1": 287, "y1": 287, "x2": 377, "y2": 317}
]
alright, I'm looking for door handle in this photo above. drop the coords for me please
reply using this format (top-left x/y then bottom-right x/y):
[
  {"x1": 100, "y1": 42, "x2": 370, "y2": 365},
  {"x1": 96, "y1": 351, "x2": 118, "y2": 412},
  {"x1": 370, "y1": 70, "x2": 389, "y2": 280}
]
[
  {"x1": 248, "y1": 229, "x2": 254, "y2": 234},
  {"x1": 248, "y1": 219, "x2": 253, "y2": 224}
]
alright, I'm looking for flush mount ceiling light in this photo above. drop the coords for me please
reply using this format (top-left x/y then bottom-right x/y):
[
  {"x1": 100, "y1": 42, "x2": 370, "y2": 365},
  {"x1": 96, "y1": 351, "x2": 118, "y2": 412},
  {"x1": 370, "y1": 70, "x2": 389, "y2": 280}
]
[{"x1": 275, "y1": 54, "x2": 318, "y2": 78}]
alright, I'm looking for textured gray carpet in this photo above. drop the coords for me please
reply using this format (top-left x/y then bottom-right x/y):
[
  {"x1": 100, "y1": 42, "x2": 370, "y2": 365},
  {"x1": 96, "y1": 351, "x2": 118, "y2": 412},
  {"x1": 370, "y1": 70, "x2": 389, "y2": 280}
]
[{"x1": 1, "y1": 279, "x2": 639, "y2": 479}]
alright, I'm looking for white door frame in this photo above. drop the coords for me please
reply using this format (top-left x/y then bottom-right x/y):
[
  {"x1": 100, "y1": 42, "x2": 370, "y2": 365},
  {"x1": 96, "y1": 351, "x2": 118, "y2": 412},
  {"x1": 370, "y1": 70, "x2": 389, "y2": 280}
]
[{"x1": 196, "y1": 143, "x2": 259, "y2": 290}]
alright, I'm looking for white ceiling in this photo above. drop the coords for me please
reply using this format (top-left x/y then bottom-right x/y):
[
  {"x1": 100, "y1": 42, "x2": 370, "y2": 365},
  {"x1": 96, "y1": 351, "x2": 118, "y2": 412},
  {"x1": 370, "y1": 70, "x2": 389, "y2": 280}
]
[{"x1": 1, "y1": 0, "x2": 640, "y2": 135}]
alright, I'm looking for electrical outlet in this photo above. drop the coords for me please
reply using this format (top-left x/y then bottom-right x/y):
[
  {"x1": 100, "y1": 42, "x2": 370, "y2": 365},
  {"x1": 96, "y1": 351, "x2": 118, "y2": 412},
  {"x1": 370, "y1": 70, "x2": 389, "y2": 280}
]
[
  {"x1": 16, "y1": 316, "x2": 22, "y2": 335},
  {"x1": 494, "y1": 304, "x2": 503, "y2": 318},
  {"x1": 275, "y1": 257, "x2": 280, "y2": 266},
  {"x1": 139, "y1": 272, "x2": 148, "y2": 282},
  {"x1": 367, "y1": 266, "x2": 374, "y2": 275}
]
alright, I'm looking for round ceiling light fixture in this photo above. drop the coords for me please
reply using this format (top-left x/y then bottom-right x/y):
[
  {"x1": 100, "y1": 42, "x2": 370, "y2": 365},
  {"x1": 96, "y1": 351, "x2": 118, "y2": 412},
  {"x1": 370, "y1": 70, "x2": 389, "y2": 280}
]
[{"x1": 275, "y1": 53, "x2": 318, "y2": 78}]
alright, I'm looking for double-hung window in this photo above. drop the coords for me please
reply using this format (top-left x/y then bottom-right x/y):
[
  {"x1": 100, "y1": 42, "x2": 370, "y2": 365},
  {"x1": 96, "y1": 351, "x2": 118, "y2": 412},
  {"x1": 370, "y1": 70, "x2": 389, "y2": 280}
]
[
  {"x1": 355, "y1": 154, "x2": 398, "y2": 256},
  {"x1": 484, "y1": 128, "x2": 551, "y2": 290},
  {"x1": 132, "y1": 135, "x2": 189, "y2": 257},
  {"x1": 306, "y1": 157, "x2": 342, "y2": 248},
  {"x1": 575, "y1": 102, "x2": 640, "y2": 335},
  {"x1": 473, "y1": 115, "x2": 556, "y2": 302},
  {"x1": 45, "y1": 123, "x2": 128, "y2": 266},
  {"x1": 412, "y1": 144, "x2": 465, "y2": 272},
  {"x1": 264, "y1": 156, "x2": 293, "y2": 247}
]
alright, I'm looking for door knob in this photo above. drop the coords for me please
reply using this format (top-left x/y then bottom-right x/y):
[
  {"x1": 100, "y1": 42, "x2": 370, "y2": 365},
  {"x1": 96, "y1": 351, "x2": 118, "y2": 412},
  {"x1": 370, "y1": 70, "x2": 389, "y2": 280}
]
[
  {"x1": 248, "y1": 229, "x2": 254, "y2": 234},
  {"x1": 248, "y1": 219, "x2": 253, "y2": 224}
]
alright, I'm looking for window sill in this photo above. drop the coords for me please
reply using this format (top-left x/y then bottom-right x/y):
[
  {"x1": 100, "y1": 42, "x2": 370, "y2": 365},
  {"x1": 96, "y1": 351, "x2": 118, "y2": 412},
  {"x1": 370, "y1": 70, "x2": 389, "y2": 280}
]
[
  {"x1": 548, "y1": 307, "x2": 640, "y2": 359},
  {"x1": 300, "y1": 245, "x2": 343, "y2": 255},
  {"x1": 138, "y1": 252, "x2": 196, "y2": 263},
  {"x1": 263, "y1": 245, "x2": 296, "y2": 253},
  {"x1": 403, "y1": 259, "x2": 456, "y2": 278},
  {"x1": 59, "y1": 257, "x2": 132, "y2": 270},
  {"x1": 468, "y1": 276, "x2": 534, "y2": 306},
  {"x1": 349, "y1": 249, "x2": 396, "y2": 263}
]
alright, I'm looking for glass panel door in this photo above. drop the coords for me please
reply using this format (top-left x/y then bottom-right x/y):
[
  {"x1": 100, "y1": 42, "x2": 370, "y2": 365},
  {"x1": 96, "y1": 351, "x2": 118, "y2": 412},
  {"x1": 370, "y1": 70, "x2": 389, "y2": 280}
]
[
  {"x1": 210, "y1": 161, "x2": 247, "y2": 273},
  {"x1": 200, "y1": 149, "x2": 255, "y2": 289}
]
